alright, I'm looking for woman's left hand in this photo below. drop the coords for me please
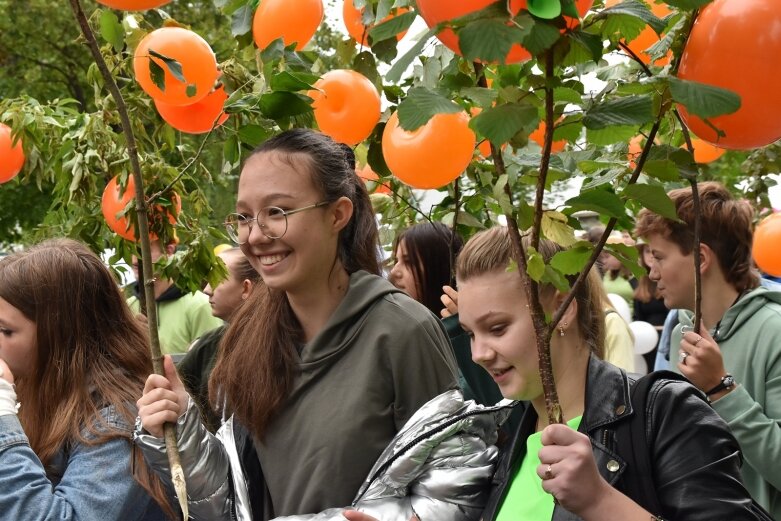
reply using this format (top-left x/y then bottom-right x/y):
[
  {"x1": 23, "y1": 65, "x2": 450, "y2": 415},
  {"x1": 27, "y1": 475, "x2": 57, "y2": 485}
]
[{"x1": 537, "y1": 424, "x2": 612, "y2": 515}]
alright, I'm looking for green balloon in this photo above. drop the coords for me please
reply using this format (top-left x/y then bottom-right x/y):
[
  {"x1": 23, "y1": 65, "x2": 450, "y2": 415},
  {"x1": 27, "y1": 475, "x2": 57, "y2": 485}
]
[{"x1": 527, "y1": 0, "x2": 562, "y2": 19}]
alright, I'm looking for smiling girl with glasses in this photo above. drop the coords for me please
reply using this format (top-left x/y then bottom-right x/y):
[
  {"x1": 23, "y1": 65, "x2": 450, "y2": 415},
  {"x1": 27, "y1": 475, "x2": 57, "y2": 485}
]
[{"x1": 135, "y1": 128, "x2": 459, "y2": 520}]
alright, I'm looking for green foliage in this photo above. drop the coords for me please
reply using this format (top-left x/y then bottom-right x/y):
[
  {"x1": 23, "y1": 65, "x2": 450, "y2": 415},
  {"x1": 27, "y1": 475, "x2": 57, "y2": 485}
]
[{"x1": 0, "y1": 0, "x2": 775, "y2": 312}]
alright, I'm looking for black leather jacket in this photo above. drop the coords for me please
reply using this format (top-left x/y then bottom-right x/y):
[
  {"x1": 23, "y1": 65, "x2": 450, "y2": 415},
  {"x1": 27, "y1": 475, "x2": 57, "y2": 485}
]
[{"x1": 482, "y1": 356, "x2": 764, "y2": 521}]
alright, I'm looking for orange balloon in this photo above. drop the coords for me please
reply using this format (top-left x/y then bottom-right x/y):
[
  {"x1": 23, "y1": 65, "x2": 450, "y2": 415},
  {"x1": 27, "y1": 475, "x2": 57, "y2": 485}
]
[
  {"x1": 155, "y1": 86, "x2": 229, "y2": 134},
  {"x1": 309, "y1": 70, "x2": 381, "y2": 146},
  {"x1": 678, "y1": 0, "x2": 781, "y2": 149},
  {"x1": 134, "y1": 28, "x2": 219, "y2": 107},
  {"x1": 0, "y1": 123, "x2": 25, "y2": 184},
  {"x1": 382, "y1": 111, "x2": 476, "y2": 189},
  {"x1": 343, "y1": 1, "x2": 409, "y2": 46},
  {"x1": 417, "y1": 0, "x2": 531, "y2": 63},
  {"x1": 253, "y1": 0, "x2": 323, "y2": 50},
  {"x1": 529, "y1": 119, "x2": 566, "y2": 153},
  {"x1": 628, "y1": 134, "x2": 644, "y2": 168},
  {"x1": 753, "y1": 213, "x2": 781, "y2": 276},
  {"x1": 96, "y1": 0, "x2": 171, "y2": 9},
  {"x1": 102, "y1": 175, "x2": 181, "y2": 241},
  {"x1": 607, "y1": 0, "x2": 671, "y2": 65},
  {"x1": 357, "y1": 164, "x2": 391, "y2": 195},
  {"x1": 688, "y1": 137, "x2": 726, "y2": 163}
]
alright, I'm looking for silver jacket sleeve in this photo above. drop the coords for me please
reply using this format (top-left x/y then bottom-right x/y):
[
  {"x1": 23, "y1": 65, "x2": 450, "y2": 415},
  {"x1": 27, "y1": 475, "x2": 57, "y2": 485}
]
[
  {"x1": 275, "y1": 390, "x2": 514, "y2": 521},
  {"x1": 133, "y1": 398, "x2": 251, "y2": 520}
]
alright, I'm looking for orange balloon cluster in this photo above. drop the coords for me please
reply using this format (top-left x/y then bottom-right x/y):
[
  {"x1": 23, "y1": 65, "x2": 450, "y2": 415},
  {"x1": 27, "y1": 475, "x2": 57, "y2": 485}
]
[
  {"x1": 134, "y1": 27, "x2": 219, "y2": 107},
  {"x1": 96, "y1": 0, "x2": 171, "y2": 9},
  {"x1": 309, "y1": 70, "x2": 381, "y2": 146},
  {"x1": 417, "y1": 0, "x2": 530, "y2": 63},
  {"x1": 0, "y1": 123, "x2": 25, "y2": 184},
  {"x1": 607, "y1": 0, "x2": 671, "y2": 66},
  {"x1": 343, "y1": 1, "x2": 409, "y2": 46},
  {"x1": 417, "y1": 0, "x2": 591, "y2": 63},
  {"x1": 753, "y1": 213, "x2": 781, "y2": 276},
  {"x1": 155, "y1": 86, "x2": 229, "y2": 134},
  {"x1": 102, "y1": 175, "x2": 180, "y2": 241},
  {"x1": 253, "y1": 0, "x2": 324, "y2": 50},
  {"x1": 382, "y1": 111, "x2": 476, "y2": 189},
  {"x1": 357, "y1": 164, "x2": 391, "y2": 195},
  {"x1": 678, "y1": 0, "x2": 781, "y2": 149}
]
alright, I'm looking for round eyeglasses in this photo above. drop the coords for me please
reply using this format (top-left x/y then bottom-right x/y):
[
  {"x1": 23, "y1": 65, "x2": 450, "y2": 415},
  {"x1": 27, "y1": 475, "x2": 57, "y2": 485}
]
[{"x1": 224, "y1": 201, "x2": 329, "y2": 244}]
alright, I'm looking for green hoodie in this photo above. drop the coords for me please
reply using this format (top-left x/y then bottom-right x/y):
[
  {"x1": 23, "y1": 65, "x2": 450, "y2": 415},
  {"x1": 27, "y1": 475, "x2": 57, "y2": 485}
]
[
  {"x1": 255, "y1": 270, "x2": 459, "y2": 518},
  {"x1": 671, "y1": 286, "x2": 781, "y2": 518}
]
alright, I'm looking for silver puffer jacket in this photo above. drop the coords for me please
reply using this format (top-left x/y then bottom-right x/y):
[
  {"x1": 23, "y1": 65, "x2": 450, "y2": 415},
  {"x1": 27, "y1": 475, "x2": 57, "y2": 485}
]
[{"x1": 134, "y1": 390, "x2": 516, "y2": 521}]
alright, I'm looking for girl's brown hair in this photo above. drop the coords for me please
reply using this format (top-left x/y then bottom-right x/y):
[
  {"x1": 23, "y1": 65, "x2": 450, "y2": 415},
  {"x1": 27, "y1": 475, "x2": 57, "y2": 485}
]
[
  {"x1": 210, "y1": 129, "x2": 382, "y2": 439},
  {"x1": 392, "y1": 222, "x2": 463, "y2": 315},
  {"x1": 456, "y1": 227, "x2": 605, "y2": 358},
  {"x1": 0, "y1": 239, "x2": 174, "y2": 519}
]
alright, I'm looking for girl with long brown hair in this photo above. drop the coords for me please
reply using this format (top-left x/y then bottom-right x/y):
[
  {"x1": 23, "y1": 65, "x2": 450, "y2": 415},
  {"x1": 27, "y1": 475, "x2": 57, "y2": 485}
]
[
  {"x1": 135, "y1": 128, "x2": 458, "y2": 520},
  {"x1": 0, "y1": 238, "x2": 173, "y2": 520}
]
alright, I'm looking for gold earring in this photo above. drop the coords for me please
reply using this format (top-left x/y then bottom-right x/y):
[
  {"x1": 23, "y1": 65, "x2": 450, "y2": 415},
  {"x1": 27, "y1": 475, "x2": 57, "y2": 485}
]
[{"x1": 558, "y1": 321, "x2": 568, "y2": 337}]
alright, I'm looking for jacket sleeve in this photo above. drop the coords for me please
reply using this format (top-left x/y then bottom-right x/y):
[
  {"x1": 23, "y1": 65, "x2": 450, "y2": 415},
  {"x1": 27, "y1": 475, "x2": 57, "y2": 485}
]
[
  {"x1": 272, "y1": 421, "x2": 501, "y2": 521},
  {"x1": 649, "y1": 380, "x2": 762, "y2": 520},
  {"x1": 710, "y1": 350, "x2": 781, "y2": 492},
  {"x1": 0, "y1": 411, "x2": 156, "y2": 520},
  {"x1": 133, "y1": 399, "x2": 236, "y2": 520}
]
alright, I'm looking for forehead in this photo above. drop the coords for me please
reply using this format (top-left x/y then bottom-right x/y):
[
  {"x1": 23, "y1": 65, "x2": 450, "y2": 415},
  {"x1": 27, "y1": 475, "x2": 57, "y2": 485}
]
[
  {"x1": 647, "y1": 233, "x2": 684, "y2": 254},
  {"x1": 458, "y1": 269, "x2": 526, "y2": 315},
  {"x1": 237, "y1": 151, "x2": 319, "y2": 207}
]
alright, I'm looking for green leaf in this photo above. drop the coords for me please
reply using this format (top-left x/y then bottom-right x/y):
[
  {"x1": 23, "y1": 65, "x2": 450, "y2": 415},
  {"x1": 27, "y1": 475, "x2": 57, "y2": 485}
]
[
  {"x1": 238, "y1": 124, "x2": 271, "y2": 147},
  {"x1": 605, "y1": 243, "x2": 646, "y2": 279},
  {"x1": 368, "y1": 11, "x2": 416, "y2": 42},
  {"x1": 544, "y1": 265, "x2": 571, "y2": 293},
  {"x1": 270, "y1": 71, "x2": 318, "y2": 92},
  {"x1": 460, "y1": 87, "x2": 498, "y2": 107},
  {"x1": 586, "y1": 124, "x2": 637, "y2": 146},
  {"x1": 223, "y1": 134, "x2": 240, "y2": 164},
  {"x1": 148, "y1": 48, "x2": 185, "y2": 83},
  {"x1": 550, "y1": 243, "x2": 593, "y2": 275},
  {"x1": 583, "y1": 95, "x2": 654, "y2": 129},
  {"x1": 259, "y1": 92, "x2": 312, "y2": 119},
  {"x1": 522, "y1": 20, "x2": 561, "y2": 55},
  {"x1": 231, "y1": 4, "x2": 254, "y2": 36},
  {"x1": 542, "y1": 210, "x2": 577, "y2": 247},
  {"x1": 527, "y1": 247, "x2": 545, "y2": 282},
  {"x1": 148, "y1": 60, "x2": 166, "y2": 91},
  {"x1": 622, "y1": 183, "x2": 679, "y2": 220},
  {"x1": 458, "y1": 19, "x2": 523, "y2": 63},
  {"x1": 667, "y1": 77, "x2": 741, "y2": 119},
  {"x1": 566, "y1": 188, "x2": 626, "y2": 219},
  {"x1": 598, "y1": 0, "x2": 667, "y2": 34},
  {"x1": 396, "y1": 87, "x2": 462, "y2": 131},
  {"x1": 99, "y1": 10, "x2": 124, "y2": 52},
  {"x1": 470, "y1": 103, "x2": 538, "y2": 145},
  {"x1": 385, "y1": 27, "x2": 436, "y2": 83},
  {"x1": 642, "y1": 159, "x2": 680, "y2": 182},
  {"x1": 567, "y1": 31, "x2": 602, "y2": 63},
  {"x1": 664, "y1": 0, "x2": 713, "y2": 8},
  {"x1": 492, "y1": 174, "x2": 514, "y2": 214}
]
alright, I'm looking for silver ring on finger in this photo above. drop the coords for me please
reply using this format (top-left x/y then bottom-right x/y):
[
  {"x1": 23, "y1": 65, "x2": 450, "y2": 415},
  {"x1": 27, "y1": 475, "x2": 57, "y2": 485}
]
[{"x1": 679, "y1": 350, "x2": 690, "y2": 364}]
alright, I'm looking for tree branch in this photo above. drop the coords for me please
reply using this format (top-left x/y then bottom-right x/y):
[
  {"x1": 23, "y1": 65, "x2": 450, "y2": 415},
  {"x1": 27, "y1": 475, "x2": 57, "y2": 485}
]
[{"x1": 67, "y1": 1, "x2": 188, "y2": 517}]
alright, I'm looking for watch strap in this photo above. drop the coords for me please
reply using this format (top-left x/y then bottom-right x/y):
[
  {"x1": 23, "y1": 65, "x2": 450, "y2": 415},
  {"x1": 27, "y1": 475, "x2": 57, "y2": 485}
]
[{"x1": 705, "y1": 374, "x2": 734, "y2": 396}]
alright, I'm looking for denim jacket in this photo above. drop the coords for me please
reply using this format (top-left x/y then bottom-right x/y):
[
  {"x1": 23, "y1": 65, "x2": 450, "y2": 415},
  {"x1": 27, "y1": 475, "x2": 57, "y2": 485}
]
[{"x1": 0, "y1": 406, "x2": 167, "y2": 520}]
